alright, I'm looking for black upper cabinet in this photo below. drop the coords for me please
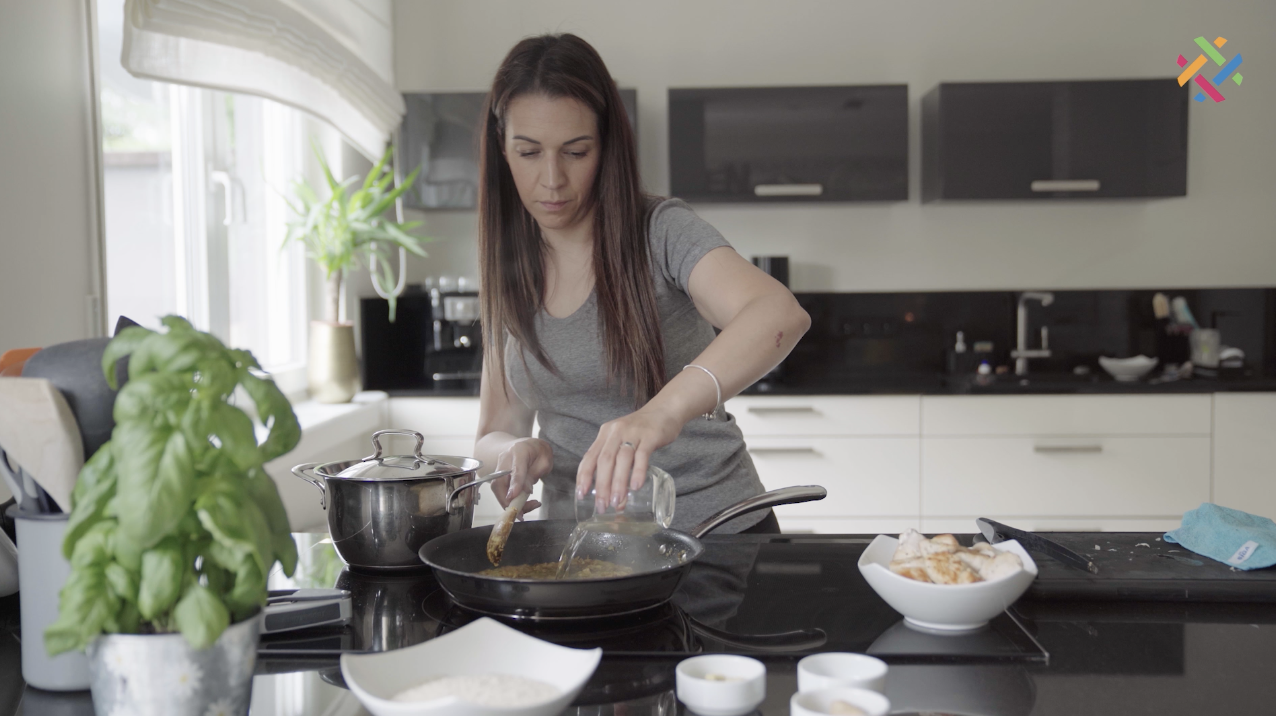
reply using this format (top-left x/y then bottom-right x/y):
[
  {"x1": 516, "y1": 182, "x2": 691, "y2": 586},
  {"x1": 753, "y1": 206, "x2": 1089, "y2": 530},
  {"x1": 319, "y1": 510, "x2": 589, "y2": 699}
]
[
  {"x1": 400, "y1": 89, "x2": 637, "y2": 210},
  {"x1": 669, "y1": 85, "x2": 909, "y2": 203},
  {"x1": 922, "y1": 79, "x2": 1188, "y2": 201}
]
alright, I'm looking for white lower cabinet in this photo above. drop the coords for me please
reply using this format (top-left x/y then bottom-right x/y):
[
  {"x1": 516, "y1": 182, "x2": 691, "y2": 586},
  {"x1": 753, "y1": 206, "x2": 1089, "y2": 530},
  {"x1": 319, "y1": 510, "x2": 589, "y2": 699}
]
[
  {"x1": 922, "y1": 436, "x2": 1211, "y2": 532},
  {"x1": 746, "y1": 437, "x2": 919, "y2": 532},
  {"x1": 1212, "y1": 393, "x2": 1276, "y2": 520}
]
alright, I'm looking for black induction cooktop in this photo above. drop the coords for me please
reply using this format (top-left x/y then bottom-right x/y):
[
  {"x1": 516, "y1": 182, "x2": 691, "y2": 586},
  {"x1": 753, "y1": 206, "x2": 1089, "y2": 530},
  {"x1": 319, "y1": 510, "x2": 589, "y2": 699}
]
[{"x1": 258, "y1": 534, "x2": 1047, "y2": 665}]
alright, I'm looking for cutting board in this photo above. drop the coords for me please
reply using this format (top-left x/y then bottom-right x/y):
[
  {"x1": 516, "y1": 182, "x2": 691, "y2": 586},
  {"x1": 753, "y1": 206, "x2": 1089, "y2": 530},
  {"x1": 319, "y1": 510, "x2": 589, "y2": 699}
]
[{"x1": 1022, "y1": 532, "x2": 1276, "y2": 603}]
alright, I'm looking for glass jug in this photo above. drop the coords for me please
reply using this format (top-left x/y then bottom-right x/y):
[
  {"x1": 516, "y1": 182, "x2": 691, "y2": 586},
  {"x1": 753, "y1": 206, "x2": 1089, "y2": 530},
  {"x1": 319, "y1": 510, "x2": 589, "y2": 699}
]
[{"x1": 575, "y1": 465, "x2": 675, "y2": 529}]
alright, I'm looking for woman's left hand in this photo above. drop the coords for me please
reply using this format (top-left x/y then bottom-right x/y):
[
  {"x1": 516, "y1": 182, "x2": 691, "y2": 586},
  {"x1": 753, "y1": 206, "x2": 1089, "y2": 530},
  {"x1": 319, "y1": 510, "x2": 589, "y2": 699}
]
[{"x1": 576, "y1": 405, "x2": 683, "y2": 513}]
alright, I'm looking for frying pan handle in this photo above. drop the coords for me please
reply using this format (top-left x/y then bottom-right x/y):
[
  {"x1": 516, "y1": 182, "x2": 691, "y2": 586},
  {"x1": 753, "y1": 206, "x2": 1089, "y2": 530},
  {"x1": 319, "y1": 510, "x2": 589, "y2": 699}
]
[
  {"x1": 290, "y1": 463, "x2": 327, "y2": 510},
  {"x1": 688, "y1": 618, "x2": 828, "y2": 652},
  {"x1": 446, "y1": 470, "x2": 512, "y2": 511},
  {"x1": 691, "y1": 485, "x2": 826, "y2": 538}
]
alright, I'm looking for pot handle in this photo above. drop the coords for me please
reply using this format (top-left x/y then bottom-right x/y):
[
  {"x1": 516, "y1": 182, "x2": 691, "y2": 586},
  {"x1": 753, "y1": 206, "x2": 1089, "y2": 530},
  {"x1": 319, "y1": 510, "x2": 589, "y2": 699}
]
[
  {"x1": 291, "y1": 463, "x2": 327, "y2": 510},
  {"x1": 445, "y1": 470, "x2": 512, "y2": 511},
  {"x1": 690, "y1": 485, "x2": 826, "y2": 538}
]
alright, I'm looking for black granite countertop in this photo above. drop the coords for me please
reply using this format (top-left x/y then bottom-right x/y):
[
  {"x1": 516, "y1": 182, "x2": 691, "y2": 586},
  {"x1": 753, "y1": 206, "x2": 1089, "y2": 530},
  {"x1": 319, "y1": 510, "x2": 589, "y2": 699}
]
[
  {"x1": 384, "y1": 372, "x2": 1276, "y2": 399},
  {"x1": 4, "y1": 534, "x2": 1275, "y2": 715}
]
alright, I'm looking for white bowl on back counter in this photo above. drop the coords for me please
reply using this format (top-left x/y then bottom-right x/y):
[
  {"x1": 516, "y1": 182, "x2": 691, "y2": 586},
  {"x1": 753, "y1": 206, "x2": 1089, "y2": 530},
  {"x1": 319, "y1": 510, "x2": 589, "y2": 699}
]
[
  {"x1": 340, "y1": 618, "x2": 601, "y2": 716},
  {"x1": 1099, "y1": 355, "x2": 1158, "y2": 382},
  {"x1": 857, "y1": 535, "x2": 1037, "y2": 631}
]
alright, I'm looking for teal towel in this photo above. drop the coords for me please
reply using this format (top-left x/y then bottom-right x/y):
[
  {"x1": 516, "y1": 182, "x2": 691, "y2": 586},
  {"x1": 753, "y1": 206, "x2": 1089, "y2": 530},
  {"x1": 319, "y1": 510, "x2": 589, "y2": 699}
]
[{"x1": 1164, "y1": 503, "x2": 1276, "y2": 570}]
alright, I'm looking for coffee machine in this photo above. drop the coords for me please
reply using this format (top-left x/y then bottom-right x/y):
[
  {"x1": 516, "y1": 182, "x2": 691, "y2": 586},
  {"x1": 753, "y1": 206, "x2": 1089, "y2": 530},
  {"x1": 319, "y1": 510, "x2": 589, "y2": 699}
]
[
  {"x1": 360, "y1": 278, "x2": 483, "y2": 392},
  {"x1": 425, "y1": 286, "x2": 483, "y2": 386}
]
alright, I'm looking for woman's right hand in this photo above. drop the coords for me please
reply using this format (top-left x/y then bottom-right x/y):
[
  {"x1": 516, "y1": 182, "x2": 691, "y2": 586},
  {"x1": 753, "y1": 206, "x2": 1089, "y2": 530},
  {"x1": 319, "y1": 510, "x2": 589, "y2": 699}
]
[{"x1": 489, "y1": 437, "x2": 553, "y2": 515}]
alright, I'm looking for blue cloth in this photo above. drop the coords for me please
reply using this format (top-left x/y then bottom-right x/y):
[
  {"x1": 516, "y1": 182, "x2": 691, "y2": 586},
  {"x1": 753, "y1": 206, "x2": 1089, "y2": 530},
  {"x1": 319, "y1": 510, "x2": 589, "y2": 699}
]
[{"x1": 1164, "y1": 503, "x2": 1276, "y2": 570}]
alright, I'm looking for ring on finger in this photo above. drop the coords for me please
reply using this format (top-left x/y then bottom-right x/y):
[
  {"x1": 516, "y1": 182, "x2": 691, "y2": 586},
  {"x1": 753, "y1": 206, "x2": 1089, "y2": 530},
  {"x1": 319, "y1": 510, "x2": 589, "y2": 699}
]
[{"x1": 621, "y1": 441, "x2": 635, "y2": 449}]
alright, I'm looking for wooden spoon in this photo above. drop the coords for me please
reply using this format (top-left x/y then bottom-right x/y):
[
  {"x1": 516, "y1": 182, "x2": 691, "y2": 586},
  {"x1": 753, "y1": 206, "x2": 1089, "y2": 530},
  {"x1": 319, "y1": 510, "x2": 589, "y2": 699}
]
[{"x1": 486, "y1": 492, "x2": 528, "y2": 566}]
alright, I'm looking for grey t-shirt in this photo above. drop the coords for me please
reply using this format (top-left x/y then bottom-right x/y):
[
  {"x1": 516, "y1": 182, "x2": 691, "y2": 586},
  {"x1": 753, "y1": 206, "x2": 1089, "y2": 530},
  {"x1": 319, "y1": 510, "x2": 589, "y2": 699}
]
[{"x1": 505, "y1": 198, "x2": 767, "y2": 533}]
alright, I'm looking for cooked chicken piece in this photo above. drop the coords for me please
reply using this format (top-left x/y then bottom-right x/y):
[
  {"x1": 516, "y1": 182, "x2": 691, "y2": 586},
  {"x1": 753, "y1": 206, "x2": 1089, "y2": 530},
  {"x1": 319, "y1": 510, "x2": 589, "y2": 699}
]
[
  {"x1": 979, "y1": 551, "x2": 1024, "y2": 581},
  {"x1": 889, "y1": 556, "x2": 931, "y2": 582},
  {"x1": 893, "y1": 529, "x2": 927, "y2": 561},
  {"x1": 956, "y1": 549, "x2": 991, "y2": 573},
  {"x1": 919, "y1": 534, "x2": 960, "y2": 556},
  {"x1": 923, "y1": 553, "x2": 981, "y2": 584},
  {"x1": 970, "y1": 542, "x2": 999, "y2": 557}
]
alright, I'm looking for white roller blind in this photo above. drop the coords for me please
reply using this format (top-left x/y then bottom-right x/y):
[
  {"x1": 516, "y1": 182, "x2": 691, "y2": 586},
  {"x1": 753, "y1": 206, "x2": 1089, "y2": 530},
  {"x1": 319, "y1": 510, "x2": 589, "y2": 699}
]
[{"x1": 121, "y1": 0, "x2": 403, "y2": 159}]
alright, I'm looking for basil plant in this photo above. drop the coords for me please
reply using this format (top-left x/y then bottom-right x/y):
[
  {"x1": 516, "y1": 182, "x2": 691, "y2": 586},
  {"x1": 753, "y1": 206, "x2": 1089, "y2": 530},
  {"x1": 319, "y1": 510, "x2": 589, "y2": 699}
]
[{"x1": 46, "y1": 316, "x2": 301, "y2": 654}]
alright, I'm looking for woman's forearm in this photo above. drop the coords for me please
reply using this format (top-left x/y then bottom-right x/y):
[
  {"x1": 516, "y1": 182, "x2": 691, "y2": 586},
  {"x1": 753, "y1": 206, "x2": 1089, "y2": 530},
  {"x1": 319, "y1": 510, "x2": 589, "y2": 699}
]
[{"x1": 645, "y1": 292, "x2": 810, "y2": 425}]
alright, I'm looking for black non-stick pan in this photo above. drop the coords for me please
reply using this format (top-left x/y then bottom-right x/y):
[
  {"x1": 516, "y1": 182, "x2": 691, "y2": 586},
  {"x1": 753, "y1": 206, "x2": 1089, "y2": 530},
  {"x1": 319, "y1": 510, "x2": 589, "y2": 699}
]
[{"x1": 418, "y1": 486, "x2": 826, "y2": 620}]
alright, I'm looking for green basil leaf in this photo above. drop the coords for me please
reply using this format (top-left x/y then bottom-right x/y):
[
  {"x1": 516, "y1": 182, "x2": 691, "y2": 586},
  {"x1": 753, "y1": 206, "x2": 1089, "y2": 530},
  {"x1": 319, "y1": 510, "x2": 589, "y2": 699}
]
[
  {"x1": 138, "y1": 538, "x2": 185, "y2": 620},
  {"x1": 113, "y1": 530, "x2": 144, "y2": 572},
  {"x1": 44, "y1": 563, "x2": 117, "y2": 655},
  {"x1": 244, "y1": 467, "x2": 296, "y2": 576},
  {"x1": 173, "y1": 585, "x2": 229, "y2": 649},
  {"x1": 128, "y1": 319, "x2": 218, "y2": 379},
  {"x1": 70, "y1": 520, "x2": 115, "y2": 570},
  {"x1": 194, "y1": 354, "x2": 238, "y2": 401},
  {"x1": 239, "y1": 372, "x2": 300, "y2": 462},
  {"x1": 101, "y1": 326, "x2": 154, "y2": 390},
  {"x1": 115, "y1": 425, "x2": 195, "y2": 549},
  {"x1": 114, "y1": 373, "x2": 192, "y2": 426},
  {"x1": 196, "y1": 478, "x2": 274, "y2": 577},
  {"x1": 209, "y1": 402, "x2": 260, "y2": 471},
  {"x1": 105, "y1": 563, "x2": 138, "y2": 606},
  {"x1": 63, "y1": 449, "x2": 117, "y2": 559},
  {"x1": 104, "y1": 601, "x2": 141, "y2": 635},
  {"x1": 224, "y1": 559, "x2": 266, "y2": 622}
]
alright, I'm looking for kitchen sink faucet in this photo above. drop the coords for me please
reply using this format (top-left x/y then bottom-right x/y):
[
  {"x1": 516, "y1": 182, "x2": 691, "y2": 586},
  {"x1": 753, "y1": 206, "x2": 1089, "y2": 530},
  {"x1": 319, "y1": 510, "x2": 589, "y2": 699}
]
[{"x1": 1012, "y1": 291, "x2": 1054, "y2": 376}]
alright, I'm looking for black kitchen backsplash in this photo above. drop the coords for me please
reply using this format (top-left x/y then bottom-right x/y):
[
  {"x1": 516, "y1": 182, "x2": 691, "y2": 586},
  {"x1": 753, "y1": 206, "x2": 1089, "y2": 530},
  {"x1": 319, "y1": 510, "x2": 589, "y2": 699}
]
[{"x1": 772, "y1": 288, "x2": 1276, "y2": 392}]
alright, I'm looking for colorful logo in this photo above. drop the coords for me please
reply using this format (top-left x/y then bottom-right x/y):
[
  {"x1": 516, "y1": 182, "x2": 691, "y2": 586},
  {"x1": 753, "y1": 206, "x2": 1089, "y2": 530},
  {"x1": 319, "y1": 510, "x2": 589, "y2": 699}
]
[{"x1": 1177, "y1": 36, "x2": 1243, "y2": 103}]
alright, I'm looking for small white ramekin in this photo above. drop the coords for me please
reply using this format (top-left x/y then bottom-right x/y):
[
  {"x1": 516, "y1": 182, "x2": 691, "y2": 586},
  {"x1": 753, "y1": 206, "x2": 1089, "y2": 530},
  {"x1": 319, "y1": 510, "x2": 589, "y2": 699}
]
[
  {"x1": 675, "y1": 654, "x2": 766, "y2": 716},
  {"x1": 791, "y1": 686, "x2": 891, "y2": 716},
  {"x1": 796, "y1": 653, "x2": 888, "y2": 693}
]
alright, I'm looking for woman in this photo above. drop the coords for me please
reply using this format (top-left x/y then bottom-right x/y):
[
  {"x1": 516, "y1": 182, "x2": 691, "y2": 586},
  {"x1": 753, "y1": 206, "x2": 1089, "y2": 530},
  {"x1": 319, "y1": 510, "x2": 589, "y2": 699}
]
[{"x1": 473, "y1": 33, "x2": 810, "y2": 534}]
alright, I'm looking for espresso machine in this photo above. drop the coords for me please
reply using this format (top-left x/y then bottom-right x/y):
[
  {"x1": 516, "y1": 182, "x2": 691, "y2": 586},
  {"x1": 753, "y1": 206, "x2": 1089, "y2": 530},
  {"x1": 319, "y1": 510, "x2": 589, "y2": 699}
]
[{"x1": 360, "y1": 278, "x2": 482, "y2": 391}]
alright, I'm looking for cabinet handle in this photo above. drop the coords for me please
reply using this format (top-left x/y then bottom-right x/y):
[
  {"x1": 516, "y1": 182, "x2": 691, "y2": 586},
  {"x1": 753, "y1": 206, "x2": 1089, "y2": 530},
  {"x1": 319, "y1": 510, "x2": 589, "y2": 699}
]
[
  {"x1": 749, "y1": 446, "x2": 820, "y2": 455},
  {"x1": 754, "y1": 183, "x2": 824, "y2": 197},
  {"x1": 1030, "y1": 179, "x2": 1101, "y2": 192},
  {"x1": 1034, "y1": 443, "x2": 1103, "y2": 454},
  {"x1": 747, "y1": 406, "x2": 818, "y2": 415}
]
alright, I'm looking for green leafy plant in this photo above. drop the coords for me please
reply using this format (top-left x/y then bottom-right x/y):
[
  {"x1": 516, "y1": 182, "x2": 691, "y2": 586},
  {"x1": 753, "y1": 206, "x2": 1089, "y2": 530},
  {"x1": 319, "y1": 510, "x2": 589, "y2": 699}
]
[
  {"x1": 46, "y1": 316, "x2": 302, "y2": 654},
  {"x1": 285, "y1": 144, "x2": 426, "y2": 323}
]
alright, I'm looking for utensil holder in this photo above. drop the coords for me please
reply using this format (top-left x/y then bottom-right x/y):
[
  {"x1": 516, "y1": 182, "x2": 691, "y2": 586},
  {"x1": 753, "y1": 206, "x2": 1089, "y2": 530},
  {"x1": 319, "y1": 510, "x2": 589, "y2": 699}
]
[{"x1": 9, "y1": 506, "x2": 89, "y2": 690}]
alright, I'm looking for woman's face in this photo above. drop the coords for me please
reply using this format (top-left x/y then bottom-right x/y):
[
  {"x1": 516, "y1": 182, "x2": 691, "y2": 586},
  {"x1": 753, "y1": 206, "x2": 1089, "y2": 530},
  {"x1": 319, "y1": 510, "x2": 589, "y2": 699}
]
[{"x1": 502, "y1": 94, "x2": 601, "y2": 234}]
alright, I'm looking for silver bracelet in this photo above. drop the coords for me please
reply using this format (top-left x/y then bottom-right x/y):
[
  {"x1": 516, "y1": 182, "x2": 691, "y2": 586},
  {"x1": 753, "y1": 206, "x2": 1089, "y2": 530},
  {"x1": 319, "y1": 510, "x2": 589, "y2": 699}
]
[{"x1": 683, "y1": 364, "x2": 726, "y2": 421}]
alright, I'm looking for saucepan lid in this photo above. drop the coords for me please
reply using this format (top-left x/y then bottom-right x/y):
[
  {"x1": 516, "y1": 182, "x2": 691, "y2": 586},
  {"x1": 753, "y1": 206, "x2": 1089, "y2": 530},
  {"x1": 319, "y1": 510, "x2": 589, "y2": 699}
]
[{"x1": 327, "y1": 430, "x2": 479, "y2": 481}]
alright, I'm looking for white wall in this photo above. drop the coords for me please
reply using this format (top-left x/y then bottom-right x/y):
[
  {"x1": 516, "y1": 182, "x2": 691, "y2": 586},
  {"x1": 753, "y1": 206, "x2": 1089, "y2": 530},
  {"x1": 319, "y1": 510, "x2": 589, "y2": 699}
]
[
  {"x1": 390, "y1": 0, "x2": 1276, "y2": 293},
  {"x1": 0, "y1": 0, "x2": 102, "y2": 353}
]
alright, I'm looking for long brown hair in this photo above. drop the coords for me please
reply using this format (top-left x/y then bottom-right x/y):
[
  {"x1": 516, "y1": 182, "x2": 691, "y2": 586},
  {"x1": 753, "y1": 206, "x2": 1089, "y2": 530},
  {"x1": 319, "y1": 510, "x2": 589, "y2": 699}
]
[{"x1": 478, "y1": 34, "x2": 665, "y2": 406}]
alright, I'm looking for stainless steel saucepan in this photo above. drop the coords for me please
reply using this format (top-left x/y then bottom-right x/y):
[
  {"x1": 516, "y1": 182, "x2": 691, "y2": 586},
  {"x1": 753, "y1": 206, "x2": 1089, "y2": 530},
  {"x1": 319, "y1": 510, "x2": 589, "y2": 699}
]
[{"x1": 291, "y1": 430, "x2": 481, "y2": 571}]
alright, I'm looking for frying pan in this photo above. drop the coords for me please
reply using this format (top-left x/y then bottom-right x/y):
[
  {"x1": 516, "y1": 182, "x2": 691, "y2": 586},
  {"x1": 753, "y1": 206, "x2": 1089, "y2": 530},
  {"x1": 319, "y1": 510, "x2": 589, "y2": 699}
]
[{"x1": 418, "y1": 485, "x2": 826, "y2": 620}]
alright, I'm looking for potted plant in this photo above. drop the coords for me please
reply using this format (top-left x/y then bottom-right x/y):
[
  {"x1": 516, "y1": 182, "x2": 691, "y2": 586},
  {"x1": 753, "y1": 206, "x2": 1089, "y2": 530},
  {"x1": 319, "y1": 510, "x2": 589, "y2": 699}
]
[
  {"x1": 285, "y1": 144, "x2": 427, "y2": 403},
  {"x1": 45, "y1": 316, "x2": 302, "y2": 716}
]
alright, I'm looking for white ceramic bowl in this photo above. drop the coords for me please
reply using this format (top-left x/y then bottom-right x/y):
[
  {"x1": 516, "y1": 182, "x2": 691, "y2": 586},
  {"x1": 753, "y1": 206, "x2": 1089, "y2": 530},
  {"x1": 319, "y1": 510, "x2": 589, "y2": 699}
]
[
  {"x1": 796, "y1": 653, "x2": 887, "y2": 693},
  {"x1": 857, "y1": 535, "x2": 1038, "y2": 631},
  {"x1": 340, "y1": 617, "x2": 601, "y2": 716},
  {"x1": 675, "y1": 654, "x2": 766, "y2": 716},
  {"x1": 1099, "y1": 355, "x2": 1157, "y2": 382},
  {"x1": 791, "y1": 686, "x2": 891, "y2": 716}
]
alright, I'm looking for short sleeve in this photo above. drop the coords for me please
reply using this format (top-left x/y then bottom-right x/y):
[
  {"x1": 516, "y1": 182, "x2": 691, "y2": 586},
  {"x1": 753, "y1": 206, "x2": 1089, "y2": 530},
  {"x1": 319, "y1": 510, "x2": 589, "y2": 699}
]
[{"x1": 648, "y1": 198, "x2": 732, "y2": 293}]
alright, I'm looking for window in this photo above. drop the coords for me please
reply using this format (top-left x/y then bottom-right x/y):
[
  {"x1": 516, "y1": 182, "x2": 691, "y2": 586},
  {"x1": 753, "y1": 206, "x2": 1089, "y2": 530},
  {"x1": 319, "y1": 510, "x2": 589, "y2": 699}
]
[{"x1": 97, "y1": 0, "x2": 316, "y2": 388}]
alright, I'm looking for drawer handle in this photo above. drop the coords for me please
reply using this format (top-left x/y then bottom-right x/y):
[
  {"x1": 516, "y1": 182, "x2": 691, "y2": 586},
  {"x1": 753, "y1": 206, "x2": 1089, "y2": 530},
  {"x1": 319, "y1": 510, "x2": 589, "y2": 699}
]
[
  {"x1": 1034, "y1": 444, "x2": 1103, "y2": 454},
  {"x1": 1030, "y1": 179, "x2": 1101, "y2": 192},
  {"x1": 749, "y1": 446, "x2": 820, "y2": 455},
  {"x1": 747, "y1": 406, "x2": 819, "y2": 415},
  {"x1": 754, "y1": 183, "x2": 824, "y2": 197}
]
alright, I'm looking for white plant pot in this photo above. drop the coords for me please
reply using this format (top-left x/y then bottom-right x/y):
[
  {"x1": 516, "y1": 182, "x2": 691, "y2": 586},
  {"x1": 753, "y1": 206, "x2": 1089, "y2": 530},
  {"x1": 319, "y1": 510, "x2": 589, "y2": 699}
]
[{"x1": 86, "y1": 612, "x2": 262, "y2": 716}]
